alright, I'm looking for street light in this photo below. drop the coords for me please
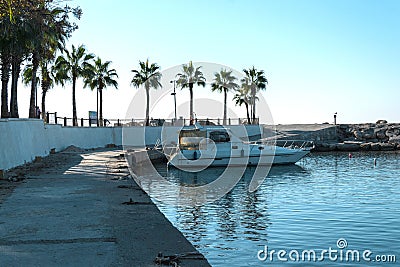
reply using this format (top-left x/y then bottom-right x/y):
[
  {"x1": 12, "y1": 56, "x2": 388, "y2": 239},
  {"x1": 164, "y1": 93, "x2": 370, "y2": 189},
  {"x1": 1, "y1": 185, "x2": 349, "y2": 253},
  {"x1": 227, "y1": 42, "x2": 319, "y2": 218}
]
[
  {"x1": 170, "y1": 80, "x2": 177, "y2": 122},
  {"x1": 97, "y1": 88, "x2": 99, "y2": 126},
  {"x1": 334, "y1": 112, "x2": 337, "y2": 125}
]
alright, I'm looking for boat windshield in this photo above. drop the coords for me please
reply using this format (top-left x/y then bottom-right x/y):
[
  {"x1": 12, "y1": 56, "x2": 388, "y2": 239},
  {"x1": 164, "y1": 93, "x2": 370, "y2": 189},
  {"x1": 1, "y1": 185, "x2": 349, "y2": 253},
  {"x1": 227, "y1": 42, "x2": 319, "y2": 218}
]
[
  {"x1": 179, "y1": 129, "x2": 207, "y2": 150},
  {"x1": 209, "y1": 131, "x2": 230, "y2": 143}
]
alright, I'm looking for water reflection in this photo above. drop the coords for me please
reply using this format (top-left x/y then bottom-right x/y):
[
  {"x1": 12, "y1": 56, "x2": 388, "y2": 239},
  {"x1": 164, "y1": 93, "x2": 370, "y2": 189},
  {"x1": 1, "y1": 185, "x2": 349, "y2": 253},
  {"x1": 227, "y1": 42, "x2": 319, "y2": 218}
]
[
  {"x1": 156, "y1": 164, "x2": 309, "y2": 246},
  {"x1": 166, "y1": 166, "x2": 225, "y2": 186},
  {"x1": 176, "y1": 205, "x2": 208, "y2": 246},
  {"x1": 153, "y1": 153, "x2": 400, "y2": 266},
  {"x1": 214, "y1": 191, "x2": 238, "y2": 241}
]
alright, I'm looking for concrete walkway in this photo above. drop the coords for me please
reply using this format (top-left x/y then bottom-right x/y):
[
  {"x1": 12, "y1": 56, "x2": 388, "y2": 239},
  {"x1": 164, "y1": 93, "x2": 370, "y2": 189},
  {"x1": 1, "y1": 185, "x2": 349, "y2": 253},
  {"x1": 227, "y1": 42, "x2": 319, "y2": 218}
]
[{"x1": 0, "y1": 149, "x2": 209, "y2": 266}]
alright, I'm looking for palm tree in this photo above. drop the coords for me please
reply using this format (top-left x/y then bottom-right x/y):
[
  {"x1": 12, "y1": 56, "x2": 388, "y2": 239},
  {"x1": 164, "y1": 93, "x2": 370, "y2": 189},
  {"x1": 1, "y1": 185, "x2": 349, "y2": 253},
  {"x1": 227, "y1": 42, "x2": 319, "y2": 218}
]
[
  {"x1": 0, "y1": 12, "x2": 12, "y2": 118},
  {"x1": 9, "y1": 18, "x2": 30, "y2": 118},
  {"x1": 130, "y1": 59, "x2": 162, "y2": 126},
  {"x1": 176, "y1": 61, "x2": 206, "y2": 125},
  {"x1": 84, "y1": 57, "x2": 118, "y2": 127},
  {"x1": 233, "y1": 87, "x2": 251, "y2": 124},
  {"x1": 211, "y1": 69, "x2": 238, "y2": 125},
  {"x1": 242, "y1": 66, "x2": 268, "y2": 124},
  {"x1": 1, "y1": 15, "x2": 32, "y2": 118},
  {"x1": 1, "y1": 2, "x2": 80, "y2": 119},
  {"x1": 1, "y1": 2, "x2": 32, "y2": 118},
  {"x1": 0, "y1": 47, "x2": 11, "y2": 118},
  {"x1": 22, "y1": 61, "x2": 58, "y2": 121},
  {"x1": 39, "y1": 62, "x2": 56, "y2": 121},
  {"x1": 54, "y1": 44, "x2": 94, "y2": 126},
  {"x1": 26, "y1": 6, "x2": 60, "y2": 118}
]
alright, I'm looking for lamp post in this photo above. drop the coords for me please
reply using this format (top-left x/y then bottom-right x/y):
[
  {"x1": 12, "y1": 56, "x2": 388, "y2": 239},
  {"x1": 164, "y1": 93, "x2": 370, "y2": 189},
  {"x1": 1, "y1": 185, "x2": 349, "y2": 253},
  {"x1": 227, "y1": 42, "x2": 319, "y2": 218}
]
[
  {"x1": 170, "y1": 80, "x2": 177, "y2": 123},
  {"x1": 334, "y1": 112, "x2": 337, "y2": 125},
  {"x1": 35, "y1": 85, "x2": 37, "y2": 118},
  {"x1": 97, "y1": 88, "x2": 99, "y2": 126}
]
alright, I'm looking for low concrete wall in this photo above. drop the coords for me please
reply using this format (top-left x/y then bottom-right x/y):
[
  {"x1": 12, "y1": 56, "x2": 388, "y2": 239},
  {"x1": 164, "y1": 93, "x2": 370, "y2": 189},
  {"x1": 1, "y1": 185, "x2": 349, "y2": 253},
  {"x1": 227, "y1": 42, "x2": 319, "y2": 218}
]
[
  {"x1": 0, "y1": 119, "x2": 264, "y2": 171},
  {"x1": 0, "y1": 119, "x2": 123, "y2": 171}
]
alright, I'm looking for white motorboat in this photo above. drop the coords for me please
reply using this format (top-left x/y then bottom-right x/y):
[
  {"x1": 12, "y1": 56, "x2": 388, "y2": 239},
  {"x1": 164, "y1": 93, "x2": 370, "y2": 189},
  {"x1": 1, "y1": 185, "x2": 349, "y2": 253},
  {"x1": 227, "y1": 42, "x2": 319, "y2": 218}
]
[{"x1": 167, "y1": 124, "x2": 313, "y2": 168}]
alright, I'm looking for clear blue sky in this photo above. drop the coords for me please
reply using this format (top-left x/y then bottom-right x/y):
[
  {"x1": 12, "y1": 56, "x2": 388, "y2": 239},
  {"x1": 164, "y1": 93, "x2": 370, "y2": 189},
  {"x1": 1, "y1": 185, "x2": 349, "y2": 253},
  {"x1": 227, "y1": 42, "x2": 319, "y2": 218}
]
[{"x1": 19, "y1": 0, "x2": 400, "y2": 124}]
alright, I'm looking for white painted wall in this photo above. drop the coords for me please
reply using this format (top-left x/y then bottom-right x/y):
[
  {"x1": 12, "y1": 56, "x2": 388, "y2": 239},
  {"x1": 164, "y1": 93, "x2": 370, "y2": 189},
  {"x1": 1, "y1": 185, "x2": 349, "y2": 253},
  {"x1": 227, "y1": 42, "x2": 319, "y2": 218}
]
[
  {"x1": 0, "y1": 119, "x2": 123, "y2": 171},
  {"x1": 0, "y1": 119, "x2": 263, "y2": 171}
]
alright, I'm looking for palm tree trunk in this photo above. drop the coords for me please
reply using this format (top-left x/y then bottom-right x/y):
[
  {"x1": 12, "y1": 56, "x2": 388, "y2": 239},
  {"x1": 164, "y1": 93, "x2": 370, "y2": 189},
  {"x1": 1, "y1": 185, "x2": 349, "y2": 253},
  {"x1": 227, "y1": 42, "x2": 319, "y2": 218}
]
[
  {"x1": 10, "y1": 59, "x2": 21, "y2": 118},
  {"x1": 145, "y1": 86, "x2": 150, "y2": 126},
  {"x1": 72, "y1": 76, "x2": 77, "y2": 126},
  {"x1": 249, "y1": 102, "x2": 253, "y2": 124},
  {"x1": 29, "y1": 51, "x2": 39, "y2": 118},
  {"x1": 253, "y1": 100, "x2": 256, "y2": 124},
  {"x1": 245, "y1": 102, "x2": 250, "y2": 124},
  {"x1": 1, "y1": 54, "x2": 11, "y2": 118},
  {"x1": 189, "y1": 83, "x2": 194, "y2": 125},
  {"x1": 41, "y1": 66, "x2": 50, "y2": 122},
  {"x1": 41, "y1": 89, "x2": 46, "y2": 122},
  {"x1": 251, "y1": 88, "x2": 256, "y2": 124},
  {"x1": 223, "y1": 88, "x2": 227, "y2": 125},
  {"x1": 99, "y1": 87, "x2": 104, "y2": 127}
]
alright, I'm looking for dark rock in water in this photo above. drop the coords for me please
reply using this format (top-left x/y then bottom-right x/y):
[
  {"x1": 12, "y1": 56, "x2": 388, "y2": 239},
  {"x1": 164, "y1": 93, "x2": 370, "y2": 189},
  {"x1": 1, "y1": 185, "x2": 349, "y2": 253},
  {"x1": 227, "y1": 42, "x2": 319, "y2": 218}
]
[
  {"x1": 376, "y1": 120, "x2": 388, "y2": 124},
  {"x1": 380, "y1": 143, "x2": 396, "y2": 151},
  {"x1": 329, "y1": 144, "x2": 338, "y2": 150},
  {"x1": 336, "y1": 143, "x2": 360, "y2": 151},
  {"x1": 370, "y1": 143, "x2": 381, "y2": 151},
  {"x1": 360, "y1": 143, "x2": 371, "y2": 151},
  {"x1": 314, "y1": 143, "x2": 337, "y2": 152}
]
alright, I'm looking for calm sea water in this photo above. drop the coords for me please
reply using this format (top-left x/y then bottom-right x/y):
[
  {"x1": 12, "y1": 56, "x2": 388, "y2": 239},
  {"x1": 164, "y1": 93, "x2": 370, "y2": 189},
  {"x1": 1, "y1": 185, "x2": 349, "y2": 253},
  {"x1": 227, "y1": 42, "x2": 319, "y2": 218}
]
[{"x1": 152, "y1": 152, "x2": 400, "y2": 266}]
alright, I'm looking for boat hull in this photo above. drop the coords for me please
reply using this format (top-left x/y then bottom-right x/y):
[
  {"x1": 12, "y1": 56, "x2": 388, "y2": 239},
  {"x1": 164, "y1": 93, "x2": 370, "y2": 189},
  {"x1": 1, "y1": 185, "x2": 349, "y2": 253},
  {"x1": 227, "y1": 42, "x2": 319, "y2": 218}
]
[{"x1": 168, "y1": 148, "x2": 310, "y2": 168}]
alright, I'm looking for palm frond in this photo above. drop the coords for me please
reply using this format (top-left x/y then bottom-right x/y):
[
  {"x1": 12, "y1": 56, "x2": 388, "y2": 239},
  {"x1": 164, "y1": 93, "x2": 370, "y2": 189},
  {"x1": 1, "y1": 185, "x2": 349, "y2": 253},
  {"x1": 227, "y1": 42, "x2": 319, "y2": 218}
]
[
  {"x1": 130, "y1": 59, "x2": 162, "y2": 90},
  {"x1": 176, "y1": 61, "x2": 206, "y2": 89}
]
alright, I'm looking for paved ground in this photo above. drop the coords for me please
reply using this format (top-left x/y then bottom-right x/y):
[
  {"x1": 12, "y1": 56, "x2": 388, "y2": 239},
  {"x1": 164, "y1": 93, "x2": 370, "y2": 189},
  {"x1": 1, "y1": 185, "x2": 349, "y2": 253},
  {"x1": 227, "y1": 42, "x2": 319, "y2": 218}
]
[
  {"x1": 0, "y1": 148, "x2": 209, "y2": 266},
  {"x1": 263, "y1": 123, "x2": 336, "y2": 133},
  {"x1": 261, "y1": 124, "x2": 337, "y2": 141}
]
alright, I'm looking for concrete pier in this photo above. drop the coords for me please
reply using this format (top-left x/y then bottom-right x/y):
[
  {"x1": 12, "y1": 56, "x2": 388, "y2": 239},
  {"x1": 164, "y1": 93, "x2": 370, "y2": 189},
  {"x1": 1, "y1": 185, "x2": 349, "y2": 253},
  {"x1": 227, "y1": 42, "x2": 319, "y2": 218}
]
[{"x1": 0, "y1": 148, "x2": 210, "y2": 266}]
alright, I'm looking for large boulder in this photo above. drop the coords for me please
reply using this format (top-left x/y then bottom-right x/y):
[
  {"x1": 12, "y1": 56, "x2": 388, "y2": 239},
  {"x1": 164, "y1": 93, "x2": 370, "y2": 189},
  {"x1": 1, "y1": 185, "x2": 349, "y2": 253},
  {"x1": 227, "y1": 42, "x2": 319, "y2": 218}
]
[
  {"x1": 380, "y1": 143, "x2": 396, "y2": 151},
  {"x1": 385, "y1": 127, "x2": 400, "y2": 138},
  {"x1": 360, "y1": 143, "x2": 371, "y2": 151},
  {"x1": 353, "y1": 130, "x2": 363, "y2": 140},
  {"x1": 374, "y1": 128, "x2": 388, "y2": 140},
  {"x1": 336, "y1": 142, "x2": 360, "y2": 151},
  {"x1": 376, "y1": 120, "x2": 388, "y2": 124},
  {"x1": 370, "y1": 143, "x2": 381, "y2": 151},
  {"x1": 389, "y1": 135, "x2": 400, "y2": 144},
  {"x1": 361, "y1": 128, "x2": 376, "y2": 139},
  {"x1": 342, "y1": 125, "x2": 355, "y2": 138},
  {"x1": 314, "y1": 143, "x2": 338, "y2": 152}
]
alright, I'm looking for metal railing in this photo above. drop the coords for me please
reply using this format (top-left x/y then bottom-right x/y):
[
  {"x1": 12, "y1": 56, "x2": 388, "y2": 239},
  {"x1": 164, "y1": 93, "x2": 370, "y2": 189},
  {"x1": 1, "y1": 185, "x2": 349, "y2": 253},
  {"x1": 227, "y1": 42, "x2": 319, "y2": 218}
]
[
  {"x1": 258, "y1": 139, "x2": 315, "y2": 150},
  {"x1": 44, "y1": 112, "x2": 259, "y2": 127}
]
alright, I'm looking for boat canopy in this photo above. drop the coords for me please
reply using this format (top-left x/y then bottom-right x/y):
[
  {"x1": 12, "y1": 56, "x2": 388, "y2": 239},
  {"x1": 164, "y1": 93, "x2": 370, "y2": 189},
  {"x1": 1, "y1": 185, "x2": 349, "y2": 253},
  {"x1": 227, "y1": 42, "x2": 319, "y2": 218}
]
[{"x1": 178, "y1": 128, "x2": 231, "y2": 150}]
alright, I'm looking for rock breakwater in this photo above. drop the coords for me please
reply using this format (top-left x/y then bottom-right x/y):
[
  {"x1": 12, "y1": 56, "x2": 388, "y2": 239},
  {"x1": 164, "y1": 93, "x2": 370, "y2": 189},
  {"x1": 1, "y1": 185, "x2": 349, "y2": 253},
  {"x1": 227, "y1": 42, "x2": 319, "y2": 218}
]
[{"x1": 315, "y1": 121, "x2": 400, "y2": 152}]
